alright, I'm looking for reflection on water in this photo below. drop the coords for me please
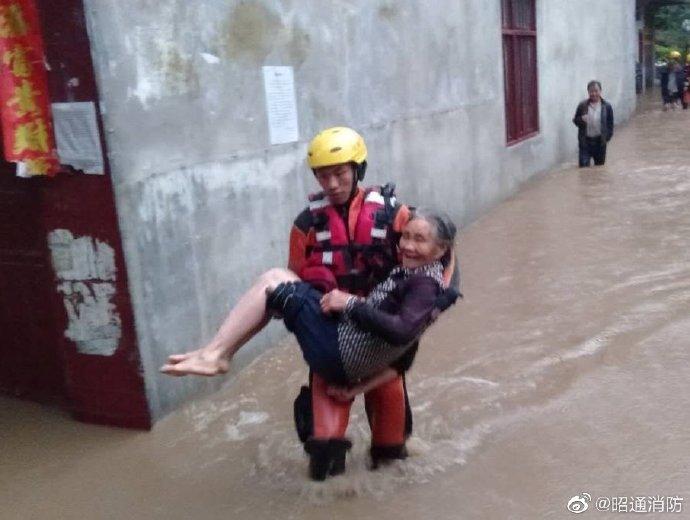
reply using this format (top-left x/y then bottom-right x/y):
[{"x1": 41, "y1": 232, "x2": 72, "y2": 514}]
[{"x1": 3, "y1": 94, "x2": 690, "y2": 519}]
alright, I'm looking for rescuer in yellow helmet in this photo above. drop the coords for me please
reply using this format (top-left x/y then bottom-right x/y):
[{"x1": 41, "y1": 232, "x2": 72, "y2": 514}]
[
  {"x1": 305, "y1": 126, "x2": 368, "y2": 205},
  {"x1": 288, "y1": 126, "x2": 457, "y2": 479},
  {"x1": 668, "y1": 49, "x2": 682, "y2": 61}
]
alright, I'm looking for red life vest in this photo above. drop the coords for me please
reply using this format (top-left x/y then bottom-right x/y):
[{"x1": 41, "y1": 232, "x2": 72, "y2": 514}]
[{"x1": 300, "y1": 184, "x2": 399, "y2": 295}]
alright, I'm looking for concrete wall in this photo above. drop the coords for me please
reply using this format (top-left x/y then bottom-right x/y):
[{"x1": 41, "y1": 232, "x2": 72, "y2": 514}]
[{"x1": 82, "y1": 0, "x2": 637, "y2": 420}]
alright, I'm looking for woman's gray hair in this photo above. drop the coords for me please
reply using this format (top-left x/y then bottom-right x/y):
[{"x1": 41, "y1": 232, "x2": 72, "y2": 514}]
[{"x1": 410, "y1": 207, "x2": 457, "y2": 252}]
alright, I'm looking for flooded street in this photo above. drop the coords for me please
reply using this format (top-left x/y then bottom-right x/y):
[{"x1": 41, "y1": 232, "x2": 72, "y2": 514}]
[{"x1": 3, "y1": 94, "x2": 690, "y2": 519}]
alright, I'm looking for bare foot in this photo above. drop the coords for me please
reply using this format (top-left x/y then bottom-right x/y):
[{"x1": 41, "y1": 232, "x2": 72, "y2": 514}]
[{"x1": 160, "y1": 349, "x2": 230, "y2": 377}]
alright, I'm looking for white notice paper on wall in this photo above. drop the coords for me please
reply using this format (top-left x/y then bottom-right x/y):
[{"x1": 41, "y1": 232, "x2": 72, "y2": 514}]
[
  {"x1": 51, "y1": 101, "x2": 105, "y2": 175},
  {"x1": 262, "y1": 66, "x2": 299, "y2": 145}
]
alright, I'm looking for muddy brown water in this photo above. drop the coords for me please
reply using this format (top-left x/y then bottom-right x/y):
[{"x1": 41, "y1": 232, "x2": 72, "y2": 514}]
[{"x1": 3, "y1": 95, "x2": 690, "y2": 519}]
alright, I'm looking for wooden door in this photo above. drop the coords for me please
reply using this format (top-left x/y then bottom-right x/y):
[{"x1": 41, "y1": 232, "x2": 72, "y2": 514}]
[{"x1": 0, "y1": 162, "x2": 66, "y2": 402}]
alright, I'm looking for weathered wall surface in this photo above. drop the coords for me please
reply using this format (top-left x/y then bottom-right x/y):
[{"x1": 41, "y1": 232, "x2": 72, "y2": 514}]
[{"x1": 82, "y1": 0, "x2": 637, "y2": 420}]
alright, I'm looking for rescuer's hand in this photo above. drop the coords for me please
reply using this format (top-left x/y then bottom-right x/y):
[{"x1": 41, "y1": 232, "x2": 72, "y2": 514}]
[{"x1": 326, "y1": 385, "x2": 357, "y2": 402}]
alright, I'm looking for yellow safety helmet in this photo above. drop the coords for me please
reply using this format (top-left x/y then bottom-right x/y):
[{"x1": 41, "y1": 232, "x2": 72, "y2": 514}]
[
  {"x1": 307, "y1": 127, "x2": 368, "y2": 180},
  {"x1": 668, "y1": 50, "x2": 681, "y2": 60}
]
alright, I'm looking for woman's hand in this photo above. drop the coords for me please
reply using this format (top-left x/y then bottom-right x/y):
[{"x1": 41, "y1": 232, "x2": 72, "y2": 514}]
[{"x1": 320, "y1": 289, "x2": 354, "y2": 314}]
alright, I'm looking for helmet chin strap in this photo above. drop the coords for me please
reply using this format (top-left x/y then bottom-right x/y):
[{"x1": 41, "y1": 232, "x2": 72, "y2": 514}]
[
  {"x1": 348, "y1": 170, "x2": 359, "y2": 202},
  {"x1": 346, "y1": 161, "x2": 367, "y2": 204},
  {"x1": 347, "y1": 161, "x2": 367, "y2": 202}
]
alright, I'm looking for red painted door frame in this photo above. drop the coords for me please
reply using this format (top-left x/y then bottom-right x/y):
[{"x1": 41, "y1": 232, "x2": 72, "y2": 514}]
[{"x1": 0, "y1": 0, "x2": 151, "y2": 429}]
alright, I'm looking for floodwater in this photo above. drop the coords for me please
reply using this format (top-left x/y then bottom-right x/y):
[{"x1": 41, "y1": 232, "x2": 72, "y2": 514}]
[{"x1": 3, "y1": 94, "x2": 690, "y2": 519}]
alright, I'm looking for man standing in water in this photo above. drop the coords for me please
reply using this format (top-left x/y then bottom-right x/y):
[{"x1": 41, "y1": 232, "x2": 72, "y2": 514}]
[
  {"x1": 572, "y1": 80, "x2": 614, "y2": 167},
  {"x1": 288, "y1": 127, "x2": 456, "y2": 480}
]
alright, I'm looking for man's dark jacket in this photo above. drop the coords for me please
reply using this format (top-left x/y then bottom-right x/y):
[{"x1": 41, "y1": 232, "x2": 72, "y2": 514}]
[{"x1": 572, "y1": 98, "x2": 614, "y2": 147}]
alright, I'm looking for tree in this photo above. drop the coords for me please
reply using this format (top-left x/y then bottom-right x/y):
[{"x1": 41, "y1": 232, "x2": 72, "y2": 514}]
[{"x1": 654, "y1": 4, "x2": 690, "y2": 56}]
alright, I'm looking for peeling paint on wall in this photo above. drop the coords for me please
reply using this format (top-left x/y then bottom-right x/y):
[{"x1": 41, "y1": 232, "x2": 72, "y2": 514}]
[
  {"x1": 49, "y1": 229, "x2": 116, "y2": 280},
  {"x1": 48, "y1": 230, "x2": 122, "y2": 356},
  {"x1": 124, "y1": 27, "x2": 200, "y2": 107}
]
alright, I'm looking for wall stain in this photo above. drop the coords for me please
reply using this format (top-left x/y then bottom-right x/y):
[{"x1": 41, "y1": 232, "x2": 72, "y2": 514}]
[
  {"x1": 287, "y1": 25, "x2": 310, "y2": 67},
  {"x1": 378, "y1": 3, "x2": 398, "y2": 20},
  {"x1": 223, "y1": 2, "x2": 284, "y2": 63}
]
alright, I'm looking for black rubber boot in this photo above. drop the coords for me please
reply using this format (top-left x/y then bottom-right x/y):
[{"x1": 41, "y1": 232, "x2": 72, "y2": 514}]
[
  {"x1": 328, "y1": 439, "x2": 352, "y2": 476},
  {"x1": 370, "y1": 444, "x2": 408, "y2": 470},
  {"x1": 304, "y1": 438, "x2": 352, "y2": 481},
  {"x1": 293, "y1": 385, "x2": 313, "y2": 445},
  {"x1": 305, "y1": 439, "x2": 331, "y2": 481}
]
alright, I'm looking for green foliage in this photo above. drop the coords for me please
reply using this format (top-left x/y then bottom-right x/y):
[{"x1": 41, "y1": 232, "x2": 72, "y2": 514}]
[
  {"x1": 655, "y1": 43, "x2": 672, "y2": 58},
  {"x1": 653, "y1": 4, "x2": 690, "y2": 53}
]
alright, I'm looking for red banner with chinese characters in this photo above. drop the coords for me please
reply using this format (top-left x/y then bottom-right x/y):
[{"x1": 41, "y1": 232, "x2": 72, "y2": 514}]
[{"x1": 0, "y1": 0, "x2": 58, "y2": 176}]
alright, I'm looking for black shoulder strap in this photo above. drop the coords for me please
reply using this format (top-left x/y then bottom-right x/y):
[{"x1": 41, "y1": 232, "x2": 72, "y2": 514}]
[
  {"x1": 381, "y1": 182, "x2": 396, "y2": 198},
  {"x1": 375, "y1": 182, "x2": 397, "y2": 229},
  {"x1": 293, "y1": 207, "x2": 314, "y2": 233},
  {"x1": 308, "y1": 190, "x2": 327, "y2": 202}
]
